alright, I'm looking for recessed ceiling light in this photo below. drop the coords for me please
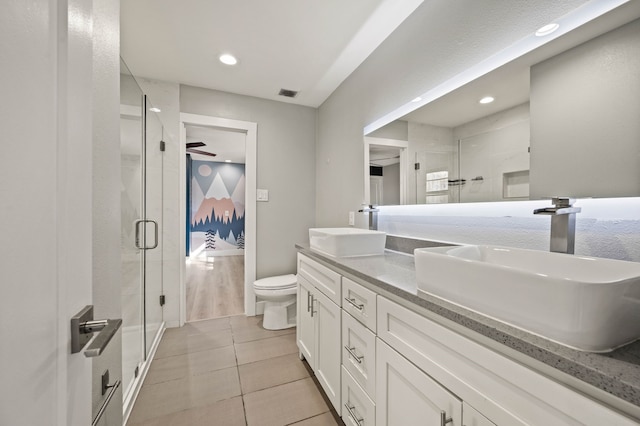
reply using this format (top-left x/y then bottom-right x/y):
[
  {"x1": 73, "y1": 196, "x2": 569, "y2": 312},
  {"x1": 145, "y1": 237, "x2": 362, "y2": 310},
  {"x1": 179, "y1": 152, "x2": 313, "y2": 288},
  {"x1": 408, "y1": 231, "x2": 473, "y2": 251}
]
[
  {"x1": 225, "y1": 159, "x2": 232, "y2": 163},
  {"x1": 149, "y1": 107, "x2": 161, "y2": 112},
  {"x1": 411, "y1": 97, "x2": 422, "y2": 102},
  {"x1": 535, "y1": 23, "x2": 559, "y2": 37},
  {"x1": 219, "y1": 54, "x2": 238, "y2": 65},
  {"x1": 479, "y1": 96, "x2": 495, "y2": 104}
]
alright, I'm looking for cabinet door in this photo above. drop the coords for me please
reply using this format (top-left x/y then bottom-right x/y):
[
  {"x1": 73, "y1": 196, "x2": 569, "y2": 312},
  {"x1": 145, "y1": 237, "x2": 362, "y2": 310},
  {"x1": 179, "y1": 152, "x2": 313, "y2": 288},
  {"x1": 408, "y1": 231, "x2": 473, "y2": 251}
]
[
  {"x1": 376, "y1": 338, "x2": 462, "y2": 426},
  {"x1": 297, "y1": 277, "x2": 315, "y2": 367},
  {"x1": 314, "y1": 288, "x2": 342, "y2": 411},
  {"x1": 463, "y1": 403, "x2": 496, "y2": 426}
]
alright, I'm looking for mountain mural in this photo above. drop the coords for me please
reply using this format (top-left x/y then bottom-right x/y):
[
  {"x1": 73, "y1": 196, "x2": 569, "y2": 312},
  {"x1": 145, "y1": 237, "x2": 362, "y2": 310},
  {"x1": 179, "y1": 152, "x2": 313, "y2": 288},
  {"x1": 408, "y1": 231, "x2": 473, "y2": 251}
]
[{"x1": 189, "y1": 160, "x2": 245, "y2": 252}]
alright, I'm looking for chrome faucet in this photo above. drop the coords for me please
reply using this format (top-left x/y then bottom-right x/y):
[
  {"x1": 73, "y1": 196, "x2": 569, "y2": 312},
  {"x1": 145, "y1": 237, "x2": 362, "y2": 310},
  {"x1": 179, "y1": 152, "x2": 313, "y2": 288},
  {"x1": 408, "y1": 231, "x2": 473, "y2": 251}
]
[
  {"x1": 533, "y1": 197, "x2": 581, "y2": 254},
  {"x1": 359, "y1": 204, "x2": 379, "y2": 230}
]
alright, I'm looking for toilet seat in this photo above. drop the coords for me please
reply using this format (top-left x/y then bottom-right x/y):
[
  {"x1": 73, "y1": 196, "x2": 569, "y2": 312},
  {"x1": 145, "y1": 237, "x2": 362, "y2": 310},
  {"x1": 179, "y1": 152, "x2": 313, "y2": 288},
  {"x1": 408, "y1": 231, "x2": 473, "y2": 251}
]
[{"x1": 253, "y1": 274, "x2": 297, "y2": 290}]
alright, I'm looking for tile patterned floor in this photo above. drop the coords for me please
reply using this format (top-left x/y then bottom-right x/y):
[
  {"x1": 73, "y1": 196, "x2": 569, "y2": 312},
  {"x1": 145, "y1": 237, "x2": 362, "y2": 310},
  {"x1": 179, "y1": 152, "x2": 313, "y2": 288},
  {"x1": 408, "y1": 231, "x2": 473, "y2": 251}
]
[{"x1": 127, "y1": 315, "x2": 342, "y2": 426}]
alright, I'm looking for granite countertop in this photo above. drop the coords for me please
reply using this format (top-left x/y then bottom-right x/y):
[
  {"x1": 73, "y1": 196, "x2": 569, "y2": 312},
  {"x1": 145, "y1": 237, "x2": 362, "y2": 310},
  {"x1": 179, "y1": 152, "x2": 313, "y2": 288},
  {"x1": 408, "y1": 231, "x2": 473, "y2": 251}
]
[{"x1": 296, "y1": 243, "x2": 640, "y2": 413}]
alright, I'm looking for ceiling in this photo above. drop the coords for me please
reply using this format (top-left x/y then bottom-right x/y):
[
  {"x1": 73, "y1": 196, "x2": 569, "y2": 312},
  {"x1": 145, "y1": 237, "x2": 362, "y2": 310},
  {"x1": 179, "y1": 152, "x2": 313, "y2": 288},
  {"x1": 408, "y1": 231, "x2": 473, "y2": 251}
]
[
  {"x1": 186, "y1": 125, "x2": 246, "y2": 163},
  {"x1": 399, "y1": 1, "x2": 640, "y2": 129},
  {"x1": 121, "y1": 0, "x2": 423, "y2": 108}
]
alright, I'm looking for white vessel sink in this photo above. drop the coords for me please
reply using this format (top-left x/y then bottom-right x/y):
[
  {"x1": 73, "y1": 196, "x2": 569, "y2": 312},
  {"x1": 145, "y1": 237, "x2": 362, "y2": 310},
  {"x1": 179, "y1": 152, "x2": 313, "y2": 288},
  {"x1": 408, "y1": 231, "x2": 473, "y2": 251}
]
[
  {"x1": 414, "y1": 245, "x2": 640, "y2": 352},
  {"x1": 309, "y1": 228, "x2": 386, "y2": 257}
]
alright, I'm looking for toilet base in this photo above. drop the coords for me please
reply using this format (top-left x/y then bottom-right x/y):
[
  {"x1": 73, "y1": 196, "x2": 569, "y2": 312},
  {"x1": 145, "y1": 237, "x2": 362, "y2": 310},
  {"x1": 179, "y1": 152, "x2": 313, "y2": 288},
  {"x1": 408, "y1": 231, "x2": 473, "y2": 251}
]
[{"x1": 262, "y1": 298, "x2": 297, "y2": 330}]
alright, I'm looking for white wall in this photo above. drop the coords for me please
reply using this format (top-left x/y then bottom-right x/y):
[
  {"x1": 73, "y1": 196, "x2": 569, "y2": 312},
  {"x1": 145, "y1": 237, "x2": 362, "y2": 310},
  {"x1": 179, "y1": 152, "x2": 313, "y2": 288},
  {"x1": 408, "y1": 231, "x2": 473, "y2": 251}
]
[
  {"x1": 180, "y1": 85, "x2": 316, "y2": 278},
  {"x1": 530, "y1": 18, "x2": 640, "y2": 198},
  {"x1": 316, "y1": 0, "x2": 589, "y2": 226},
  {"x1": 454, "y1": 104, "x2": 530, "y2": 202},
  {"x1": 91, "y1": 0, "x2": 123, "y2": 423}
]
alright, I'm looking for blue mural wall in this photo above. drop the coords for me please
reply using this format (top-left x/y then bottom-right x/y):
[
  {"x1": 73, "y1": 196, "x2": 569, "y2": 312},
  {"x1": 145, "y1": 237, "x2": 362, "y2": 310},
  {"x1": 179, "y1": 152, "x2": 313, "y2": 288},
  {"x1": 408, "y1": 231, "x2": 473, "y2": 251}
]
[{"x1": 189, "y1": 160, "x2": 245, "y2": 252}]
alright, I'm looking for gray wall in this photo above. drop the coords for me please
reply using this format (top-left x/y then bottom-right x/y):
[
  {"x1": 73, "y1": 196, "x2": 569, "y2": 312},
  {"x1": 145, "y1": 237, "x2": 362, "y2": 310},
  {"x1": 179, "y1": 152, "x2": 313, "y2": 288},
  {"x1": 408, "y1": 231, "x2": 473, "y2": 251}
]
[
  {"x1": 315, "y1": 0, "x2": 588, "y2": 226},
  {"x1": 382, "y1": 163, "x2": 400, "y2": 205},
  {"x1": 530, "y1": 18, "x2": 640, "y2": 199},
  {"x1": 180, "y1": 85, "x2": 317, "y2": 277}
]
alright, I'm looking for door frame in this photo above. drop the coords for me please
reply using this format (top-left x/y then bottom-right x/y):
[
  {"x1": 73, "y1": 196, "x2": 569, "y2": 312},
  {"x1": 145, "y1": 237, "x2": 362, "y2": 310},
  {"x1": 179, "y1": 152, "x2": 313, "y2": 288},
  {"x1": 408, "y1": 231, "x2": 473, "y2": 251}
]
[
  {"x1": 364, "y1": 137, "x2": 409, "y2": 205},
  {"x1": 179, "y1": 113, "x2": 258, "y2": 320}
]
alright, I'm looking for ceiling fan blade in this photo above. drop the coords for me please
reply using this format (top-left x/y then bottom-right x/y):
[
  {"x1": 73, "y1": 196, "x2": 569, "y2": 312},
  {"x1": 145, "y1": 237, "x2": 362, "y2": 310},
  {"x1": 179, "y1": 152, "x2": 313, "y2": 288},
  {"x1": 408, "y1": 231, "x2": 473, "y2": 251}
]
[
  {"x1": 186, "y1": 142, "x2": 206, "y2": 148},
  {"x1": 186, "y1": 148, "x2": 217, "y2": 157}
]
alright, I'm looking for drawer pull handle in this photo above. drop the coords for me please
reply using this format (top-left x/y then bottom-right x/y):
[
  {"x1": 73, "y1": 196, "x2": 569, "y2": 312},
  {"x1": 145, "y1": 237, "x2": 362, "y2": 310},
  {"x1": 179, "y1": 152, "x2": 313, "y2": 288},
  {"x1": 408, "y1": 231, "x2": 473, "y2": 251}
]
[
  {"x1": 344, "y1": 297, "x2": 364, "y2": 311},
  {"x1": 440, "y1": 410, "x2": 453, "y2": 426},
  {"x1": 344, "y1": 345, "x2": 364, "y2": 363},
  {"x1": 307, "y1": 291, "x2": 312, "y2": 312},
  {"x1": 344, "y1": 403, "x2": 364, "y2": 425},
  {"x1": 310, "y1": 297, "x2": 317, "y2": 318}
]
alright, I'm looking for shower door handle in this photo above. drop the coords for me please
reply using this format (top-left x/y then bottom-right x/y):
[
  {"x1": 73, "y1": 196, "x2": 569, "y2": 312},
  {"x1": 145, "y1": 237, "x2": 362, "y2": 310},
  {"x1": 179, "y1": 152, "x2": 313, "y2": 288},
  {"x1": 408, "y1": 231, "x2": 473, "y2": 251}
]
[{"x1": 135, "y1": 219, "x2": 159, "y2": 250}]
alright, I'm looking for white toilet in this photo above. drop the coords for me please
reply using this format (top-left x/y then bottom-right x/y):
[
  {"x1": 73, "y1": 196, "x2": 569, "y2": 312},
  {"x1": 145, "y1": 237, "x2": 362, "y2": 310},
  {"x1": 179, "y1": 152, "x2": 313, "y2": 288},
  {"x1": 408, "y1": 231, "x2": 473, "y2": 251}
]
[{"x1": 253, "y1": 274, "x2": 297, "y2": 330}]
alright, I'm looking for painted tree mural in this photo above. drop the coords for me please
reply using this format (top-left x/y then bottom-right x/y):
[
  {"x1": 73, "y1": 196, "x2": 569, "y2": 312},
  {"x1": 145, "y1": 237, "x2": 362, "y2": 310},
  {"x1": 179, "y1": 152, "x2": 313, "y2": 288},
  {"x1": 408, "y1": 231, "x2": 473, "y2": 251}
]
[{"x1": 190, "y1": 161, "x2": 245, "y2": 252}]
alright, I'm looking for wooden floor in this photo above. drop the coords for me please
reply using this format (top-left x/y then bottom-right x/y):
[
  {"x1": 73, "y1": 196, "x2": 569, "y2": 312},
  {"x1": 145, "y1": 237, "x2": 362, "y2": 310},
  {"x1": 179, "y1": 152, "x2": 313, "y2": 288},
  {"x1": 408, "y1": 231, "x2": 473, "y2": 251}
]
[{"x1": 186, "y1": 255, "x2": 245, "y2": 322}]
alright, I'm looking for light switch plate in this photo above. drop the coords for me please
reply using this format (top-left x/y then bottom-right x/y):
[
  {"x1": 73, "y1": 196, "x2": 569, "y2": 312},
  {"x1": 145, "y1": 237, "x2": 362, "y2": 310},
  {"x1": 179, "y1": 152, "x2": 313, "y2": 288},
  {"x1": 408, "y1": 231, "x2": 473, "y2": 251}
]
[
  {"x1": 257, "y1": 189, "x2": 269, "y2": 201},
  {"x1": 348, "y1": 211, "x2": 355, "y2": 226}
]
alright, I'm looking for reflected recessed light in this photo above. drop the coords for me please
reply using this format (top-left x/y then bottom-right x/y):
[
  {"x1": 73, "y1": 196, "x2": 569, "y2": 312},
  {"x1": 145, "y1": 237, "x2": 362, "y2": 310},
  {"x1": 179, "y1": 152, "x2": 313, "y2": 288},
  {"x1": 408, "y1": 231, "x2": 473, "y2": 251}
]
[
  {"x1": 535, "y1": 23, "x2": 559, "y2": 37},
  {"x1": 149, "y1": 107, "x2": 161, "y2": 112},
  {"x1": 411, "y1": 97, "x2": 422, "y2": 102},
  {"x1": 219, "y1": 54, "x2": 238, "y2": 65},
  {"x1": 479, "y1": 96, "x2": 494, "y2": 104},
  {"x1": 225, "y1": 160, "x2": 232, "y2": 163}
]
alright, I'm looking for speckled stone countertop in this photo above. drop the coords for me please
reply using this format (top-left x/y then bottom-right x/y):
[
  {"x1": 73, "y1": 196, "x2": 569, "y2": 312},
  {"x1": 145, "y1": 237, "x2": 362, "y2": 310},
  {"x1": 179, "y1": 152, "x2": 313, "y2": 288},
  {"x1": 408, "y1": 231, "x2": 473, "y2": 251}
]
[{"x1": 296, "y1": 243, "x2": 640, "y2": 414}]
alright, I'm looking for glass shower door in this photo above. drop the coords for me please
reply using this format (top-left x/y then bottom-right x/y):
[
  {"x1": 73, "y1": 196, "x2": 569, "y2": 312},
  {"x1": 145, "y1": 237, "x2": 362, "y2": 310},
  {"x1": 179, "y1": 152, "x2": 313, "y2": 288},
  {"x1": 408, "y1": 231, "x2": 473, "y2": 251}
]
[
  {"x1": 143, "y1": 97, "x2": 164, "y2": 355},
  {"x1": 120, "y1": 60, "x2": 144, "y2": 397}
]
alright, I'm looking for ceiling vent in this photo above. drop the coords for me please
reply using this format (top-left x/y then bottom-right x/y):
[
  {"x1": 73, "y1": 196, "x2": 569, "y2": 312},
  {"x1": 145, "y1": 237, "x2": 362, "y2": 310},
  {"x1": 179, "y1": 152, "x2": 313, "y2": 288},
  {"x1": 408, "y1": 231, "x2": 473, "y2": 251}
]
[{"x1": 278, "y1": 88, "x2": 298, "y2": 98}]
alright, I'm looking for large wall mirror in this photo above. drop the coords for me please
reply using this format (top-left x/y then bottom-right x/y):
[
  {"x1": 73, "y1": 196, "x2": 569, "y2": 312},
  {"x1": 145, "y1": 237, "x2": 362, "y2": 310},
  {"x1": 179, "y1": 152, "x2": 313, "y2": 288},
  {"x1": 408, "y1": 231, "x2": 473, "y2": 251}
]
[{"x1": 364, "y1": 3, "x2": 640, "y2": 205}]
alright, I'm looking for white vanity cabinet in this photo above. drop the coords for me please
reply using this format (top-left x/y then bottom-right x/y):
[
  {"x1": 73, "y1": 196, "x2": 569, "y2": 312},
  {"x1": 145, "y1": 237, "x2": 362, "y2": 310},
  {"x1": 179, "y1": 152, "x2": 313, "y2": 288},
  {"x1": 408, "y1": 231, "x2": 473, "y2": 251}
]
[
  {"x1": 377, "y1": 296, "x2": 638, "y2": 426},
  {"x1": 296, "y1": 254, "x2": 342, "y2": 410},
  {"x1": 377, "y1": 337, "x2": 462, "y2": 426},
  {"x1": 297, "y1": 250, "x2": 638, "y2": 425},
  {"x1": 463, "y1": 403, "x2": 497, "y2": 426}
]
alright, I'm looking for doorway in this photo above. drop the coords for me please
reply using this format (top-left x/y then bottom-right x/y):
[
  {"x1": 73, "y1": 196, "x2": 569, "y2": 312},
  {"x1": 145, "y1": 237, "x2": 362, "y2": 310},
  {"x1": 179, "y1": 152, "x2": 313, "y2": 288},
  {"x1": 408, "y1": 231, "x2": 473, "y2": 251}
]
[
  {"x1": 185, "y1": 125, "x2": 247, "y2": 321},
  {"x1": 180, "y1": 113, "x2": 258, "y2": 325}
]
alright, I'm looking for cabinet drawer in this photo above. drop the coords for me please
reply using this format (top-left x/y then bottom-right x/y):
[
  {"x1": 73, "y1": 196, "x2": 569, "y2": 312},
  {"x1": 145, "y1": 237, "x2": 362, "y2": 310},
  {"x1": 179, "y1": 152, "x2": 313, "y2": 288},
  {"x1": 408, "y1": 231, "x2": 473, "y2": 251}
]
[
  {"x1": 342, "y1": 310, "x2": 376, "y2": 398},
  {"x1": 342, "y1": 366, "x2": 375, "y2": 426},
  {"x1": 463, "y1": 402, "x2": 497, "y2": 426},
  {"x1": 342, "y1": 277, "x2": 377, "y2": 332},
  {"x1": 297, "y1": 253, "x2": 341, "y2": 305}
]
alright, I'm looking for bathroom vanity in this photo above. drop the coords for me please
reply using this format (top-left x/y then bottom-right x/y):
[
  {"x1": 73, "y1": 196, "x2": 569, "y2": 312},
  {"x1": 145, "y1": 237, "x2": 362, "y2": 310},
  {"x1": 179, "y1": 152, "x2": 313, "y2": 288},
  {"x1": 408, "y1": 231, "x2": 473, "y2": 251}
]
[{"x1": 295, "y1": 245, "x2": 640, "y2": 425}]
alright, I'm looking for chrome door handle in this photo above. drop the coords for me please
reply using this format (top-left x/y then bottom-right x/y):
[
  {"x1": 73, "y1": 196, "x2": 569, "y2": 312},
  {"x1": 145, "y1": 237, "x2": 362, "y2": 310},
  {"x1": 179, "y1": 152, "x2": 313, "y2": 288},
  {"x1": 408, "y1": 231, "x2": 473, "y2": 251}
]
[
  {"x1": 134, "y1": 219, "x2": 159, "y2": 249},
  {"x1": 71, "y1": 305, "x2": 122, "y2": 357},
  {"x1": 310, "y1": 297, "x2": 317, "y2": 317},
  {"x1": 344, "y1": 346, "x2": 364, "y2": 363},
  {"x1": 344, "y1": 403, "x2": 364, "y2": 425},
  {"x1": 307, "y1": 291, "x2": 311, "y2": 312},
  {"x1": 440, "y1": 410, "x2": 453, "y2": 426},
  {"x1": 344, "y1": 297, "x2": 364, "y2": 311}
]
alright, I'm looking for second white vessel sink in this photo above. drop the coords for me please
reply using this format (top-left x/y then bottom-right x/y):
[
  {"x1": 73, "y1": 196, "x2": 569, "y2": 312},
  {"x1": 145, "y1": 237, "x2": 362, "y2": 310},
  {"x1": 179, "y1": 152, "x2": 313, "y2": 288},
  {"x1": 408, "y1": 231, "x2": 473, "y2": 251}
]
[
  {"x1": 414, "y1": 245, "x2": 640, "y2": 352},
  {"x1": 309, "y1": 227, "x2": 386, "y2": 257}
]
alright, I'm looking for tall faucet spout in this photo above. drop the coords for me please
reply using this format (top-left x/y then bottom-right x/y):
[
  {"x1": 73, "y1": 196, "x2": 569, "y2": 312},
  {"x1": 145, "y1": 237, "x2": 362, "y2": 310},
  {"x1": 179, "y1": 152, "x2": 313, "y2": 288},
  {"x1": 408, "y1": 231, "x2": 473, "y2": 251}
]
[
  {"x1": 533, "y1": 197, "x2": 581, "y2": 254},
  {"x1": 358, "y1": 204, "x2": 379, "y2": 230}
]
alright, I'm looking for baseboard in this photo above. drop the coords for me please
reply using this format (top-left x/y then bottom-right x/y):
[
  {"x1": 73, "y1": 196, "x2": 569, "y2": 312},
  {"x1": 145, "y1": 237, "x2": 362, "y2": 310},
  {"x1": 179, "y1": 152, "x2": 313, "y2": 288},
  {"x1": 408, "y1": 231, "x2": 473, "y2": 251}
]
[{"x1": 122, "y1": 322, "x2": 166, "y2": 425}]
